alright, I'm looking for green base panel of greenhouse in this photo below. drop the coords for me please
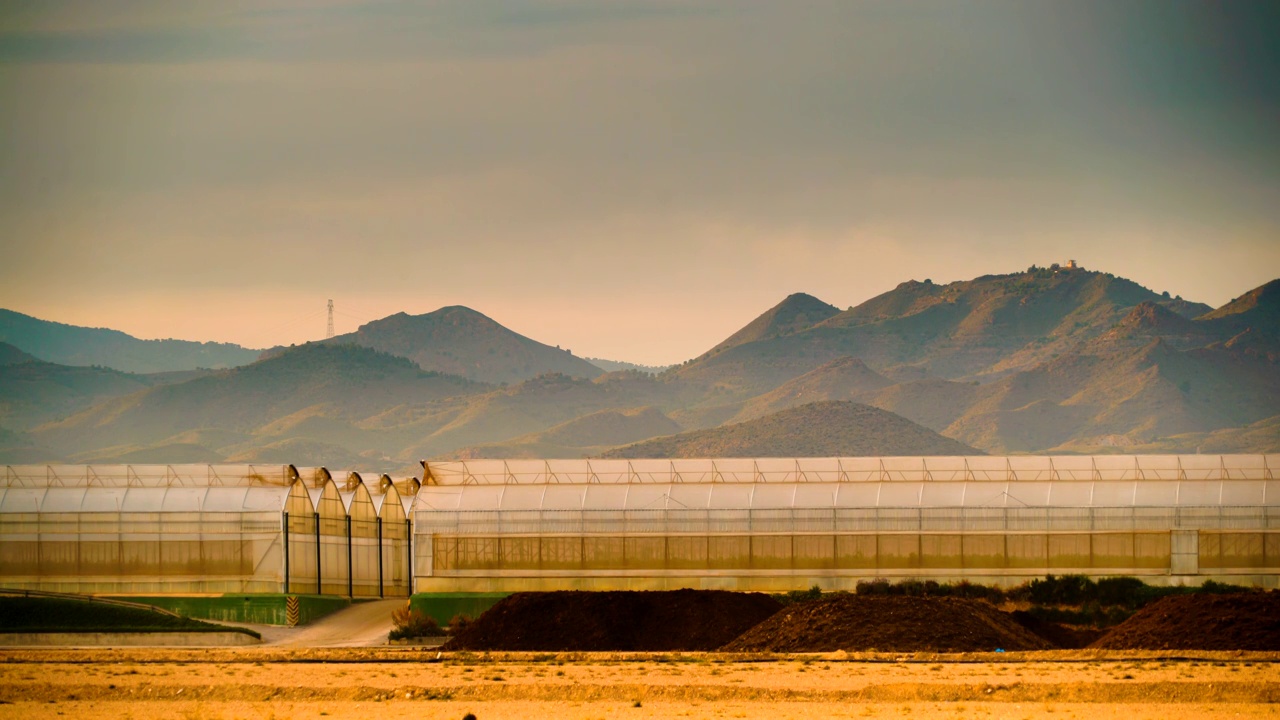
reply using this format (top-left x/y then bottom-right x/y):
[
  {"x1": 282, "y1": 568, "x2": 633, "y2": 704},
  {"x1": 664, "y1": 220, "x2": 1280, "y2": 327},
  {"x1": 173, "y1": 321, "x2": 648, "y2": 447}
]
[
  {"x1": 116, "y1": 594, "x2": 351, "y2": 626},
  {"x1": 409, "y1": 592, "x2": 510, "y2": 625}
]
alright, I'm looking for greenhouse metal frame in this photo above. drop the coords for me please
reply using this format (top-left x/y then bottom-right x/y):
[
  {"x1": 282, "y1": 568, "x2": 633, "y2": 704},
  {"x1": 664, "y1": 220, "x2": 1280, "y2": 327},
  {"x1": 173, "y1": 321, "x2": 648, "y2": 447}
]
[
  {"x1": 2, "y1": 455, "x2": 1277, "y2": 596},
  {"x1": 413, "y1": 455, "x2": 1280, "y2": 592}
]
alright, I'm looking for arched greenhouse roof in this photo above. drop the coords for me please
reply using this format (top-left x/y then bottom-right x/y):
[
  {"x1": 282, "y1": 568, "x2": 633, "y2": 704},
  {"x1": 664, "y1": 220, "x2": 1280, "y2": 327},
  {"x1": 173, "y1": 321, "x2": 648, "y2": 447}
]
[
  {"x1": 3, "y1": 463, "x2": 300, "y2": 488},
  {"x1": 421, "y1": 455, "x2": 1279, "y2": 486},
  {"x1": 412, "y1": 455, "x2": 1280, "y2": 513}
]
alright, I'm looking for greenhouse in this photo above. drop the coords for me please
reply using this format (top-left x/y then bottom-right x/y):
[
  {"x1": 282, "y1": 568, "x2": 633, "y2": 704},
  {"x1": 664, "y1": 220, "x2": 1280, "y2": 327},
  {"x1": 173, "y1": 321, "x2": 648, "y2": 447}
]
[
  {"x1": 3, "y1": 456, "x2": 1277, "y2": 597},
  {"x1": 412, "y1": 455, "x2": 1280, "y2": 592},
  {"x1": 0, "y1": 464, "x2": 416, "y2": 596}
]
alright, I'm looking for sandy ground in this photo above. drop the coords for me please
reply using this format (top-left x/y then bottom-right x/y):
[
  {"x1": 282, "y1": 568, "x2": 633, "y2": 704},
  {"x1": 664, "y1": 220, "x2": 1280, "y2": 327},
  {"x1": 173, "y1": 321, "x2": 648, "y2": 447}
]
[{"x1": 1, "y1": 648, "x2": 1277, "y2": 720}]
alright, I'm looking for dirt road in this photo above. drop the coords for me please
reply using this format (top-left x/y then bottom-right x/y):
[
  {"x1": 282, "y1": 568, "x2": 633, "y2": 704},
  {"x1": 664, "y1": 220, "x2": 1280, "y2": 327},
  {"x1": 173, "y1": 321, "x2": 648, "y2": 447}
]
[
  {"x1": 250, "y1": 598, "x2": 404, "y2": 647},
  {"x1": 1, "y1": 649, "x2": 1277, "y2": 720}
]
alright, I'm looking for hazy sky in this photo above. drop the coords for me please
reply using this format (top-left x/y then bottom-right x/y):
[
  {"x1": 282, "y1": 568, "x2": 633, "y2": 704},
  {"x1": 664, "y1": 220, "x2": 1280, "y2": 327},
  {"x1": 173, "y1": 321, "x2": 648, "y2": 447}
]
[{"x1": 2, "y1": 1, "x2": 1278, "y2": 365}]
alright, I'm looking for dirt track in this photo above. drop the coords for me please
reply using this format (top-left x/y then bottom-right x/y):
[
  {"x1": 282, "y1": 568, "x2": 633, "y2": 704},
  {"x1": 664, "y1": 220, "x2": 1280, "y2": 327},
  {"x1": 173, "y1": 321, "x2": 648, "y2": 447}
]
[
  {"x1": 1, "y1": 648, "x2": 1277, "y2": 720},
  {"x1": 253, "y1": 598, "x2": 404, "y2": 647}
]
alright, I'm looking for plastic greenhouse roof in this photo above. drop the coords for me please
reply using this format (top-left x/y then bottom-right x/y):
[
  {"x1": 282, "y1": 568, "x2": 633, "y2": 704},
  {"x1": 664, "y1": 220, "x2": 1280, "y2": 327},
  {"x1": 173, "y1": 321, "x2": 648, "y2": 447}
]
[
  {"x1": 2, "y1": 464, "x2": 298, "y2": 488},
  {"x1": 0, "y1": 485, "x2": 295, "y2": 513},
  {"x1": 412, "y1": 476, "x2": 1280, "y2": 512},
  {"x1": 411, "y1": 455, "x2": 1280, "y2": 513},
  {"x1": 422, "y1": 455, "x2": 1279, "y2": 486}
]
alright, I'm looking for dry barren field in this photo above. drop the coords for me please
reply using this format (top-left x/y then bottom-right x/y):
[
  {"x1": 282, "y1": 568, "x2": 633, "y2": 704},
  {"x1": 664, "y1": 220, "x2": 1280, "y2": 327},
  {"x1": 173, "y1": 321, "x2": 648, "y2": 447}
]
[{"x1": 1, "y1": 648, "x2": 1278, "y2": 720}]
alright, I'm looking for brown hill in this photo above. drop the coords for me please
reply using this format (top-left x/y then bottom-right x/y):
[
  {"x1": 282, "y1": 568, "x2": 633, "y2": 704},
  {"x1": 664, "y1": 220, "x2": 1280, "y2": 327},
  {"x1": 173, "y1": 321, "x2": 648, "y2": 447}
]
[
  {"x1": 0, "y1": 308, "x2": 260, "y2": 373},
  {"x1": 1088, "y1": 301, "x2": 1216, "y2": 352},
  {"x1": 325, "y1": 306, "x2": 603, "y2": 384},
  {"x1": 857, "y1": 378, "x2": 982, "y2": 433},
  {"x1": 704, "y1": 293, "x2": 840, "y2": 357},
  {"x1": 946, "y1": 334, "x2": 1280, "y2": 453},
  {"x1": 0, "y1": 342, "x2": 37, "y2": 366},
  {"x1": 402, "y1": 371, "x2": 694, "y2": 459},
  {"x1": 1107, "y1": 415, "x2": 1280, "y2": 454},
  {"x1": 604, "y1": 401, "x2": 983, "y2": 458},
  {"x1": 32, "y1": 343, "x2": 486, "y2": 459},
  {"x1": 1197, "y1": 278, "x2": 1280, "y2": 333},
  {"x1": 730, "y1": 356, "x2": 893, "y2": 423},
  {"x1": 0, "y1": 360, "x2": 164, "y2": 431},
  {"x1": 444, "y1": 406, "x2": 683, "y2": 460},
  {"x1": 15, "y1": 270, "x2": 1279, "y2": 465},
  {"x1": 671, "y1": 267, "x2": 1216, "y2": 399}
]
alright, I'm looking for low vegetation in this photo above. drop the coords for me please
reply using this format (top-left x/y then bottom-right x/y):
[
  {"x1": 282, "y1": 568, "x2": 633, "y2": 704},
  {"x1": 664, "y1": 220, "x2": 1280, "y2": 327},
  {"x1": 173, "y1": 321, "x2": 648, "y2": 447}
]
[
  {"x1": 388, "y1": 605, "x2": 444, "y2": 640},
  {"x1": 0, "y1": 596, "x2": 260, "y2": 638},
  {"x1": 781, "y1": 575, "x2": 1257, "y2": 629}
]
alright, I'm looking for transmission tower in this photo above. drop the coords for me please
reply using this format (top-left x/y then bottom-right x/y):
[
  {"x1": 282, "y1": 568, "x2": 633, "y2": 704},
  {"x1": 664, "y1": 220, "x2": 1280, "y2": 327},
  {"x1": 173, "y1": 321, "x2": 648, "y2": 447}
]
[{"x1": 326, "y1": 299, "x2": 335, "y2": 339}]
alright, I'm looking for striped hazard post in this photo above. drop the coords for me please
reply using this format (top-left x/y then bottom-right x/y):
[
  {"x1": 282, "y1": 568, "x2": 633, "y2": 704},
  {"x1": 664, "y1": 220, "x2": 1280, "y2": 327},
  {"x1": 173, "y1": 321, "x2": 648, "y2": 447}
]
[{"x1": 286, "y1": 596, "x2": 300, "y2": 627}]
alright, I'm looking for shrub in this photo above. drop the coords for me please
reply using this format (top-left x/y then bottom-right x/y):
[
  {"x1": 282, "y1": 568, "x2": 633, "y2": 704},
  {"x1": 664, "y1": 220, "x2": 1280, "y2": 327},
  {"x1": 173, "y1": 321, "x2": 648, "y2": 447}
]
[
  {"x1": 1027, "y1": 574, "x2": 1096, "y2": 605},
  {"x1": 389, "y1": 605, "x2": 443, "y2": 641},
  {"x1": 853, "y1": 578, "x2": 1007, "y2": 602},
  {"x1": 447, "y1": 613, "x2": 474, "y2": 636}
]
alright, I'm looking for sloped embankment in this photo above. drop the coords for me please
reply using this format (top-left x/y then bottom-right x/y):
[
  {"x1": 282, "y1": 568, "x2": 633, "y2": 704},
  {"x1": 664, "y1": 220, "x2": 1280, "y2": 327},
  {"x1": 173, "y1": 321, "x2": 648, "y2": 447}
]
[
  {"x1": 721, "y1": 595, "x2": 1052, "y2": 653},
  {"x1": 1089, "y1": 592, "x2": 1280, "y2": 651},
  {"x1": 442, "y1": 589, "x2": 781, "y2": 651}
]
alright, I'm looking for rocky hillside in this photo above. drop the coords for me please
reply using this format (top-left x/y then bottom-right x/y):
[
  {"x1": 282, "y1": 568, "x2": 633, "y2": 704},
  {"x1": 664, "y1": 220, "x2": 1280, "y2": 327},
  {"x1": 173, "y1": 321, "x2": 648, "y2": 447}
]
[
  {"x1": 0, "y1": 309, "x2": 260, "y2": 373},
  {"x1": 324, "y1": 306, "x2": 603, "y2": 384},
  {"x1": 32, "y1": 343, "x2": 487, "y2": 464},
  {"x1": 604, "y1": 401, "x2": 983, "y2": 458},
  {"x1": 702, "y1": 292, "x2": 841, "y2": 357},
  {"x1": 445, "y1": 406, "x2": 683, "y2": 459},
  {"x1": 11, "y1": 269, "x2": 1277, "y2": 466},
  {"x1": 670, "y1": 267, "x2": 1218, "y2": 398}
]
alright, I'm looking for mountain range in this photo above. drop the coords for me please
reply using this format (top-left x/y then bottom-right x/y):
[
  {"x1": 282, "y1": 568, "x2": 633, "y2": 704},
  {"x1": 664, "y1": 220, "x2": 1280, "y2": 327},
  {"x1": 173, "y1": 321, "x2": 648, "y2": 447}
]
[{"x1": 1, "y1": 264, "x2": 1276, "y2": 470}]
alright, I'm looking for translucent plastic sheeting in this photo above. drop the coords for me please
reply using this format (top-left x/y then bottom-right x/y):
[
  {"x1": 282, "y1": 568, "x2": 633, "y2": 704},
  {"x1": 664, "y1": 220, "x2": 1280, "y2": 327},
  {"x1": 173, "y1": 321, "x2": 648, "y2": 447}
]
[
  {"x1": 413, "y1": 478, "x2": 1280, "y2": 514},
  {"x1": 3, "y1": 464, "x2": 298, "y2": 488},
  {"x1": 423, "y1": 455, "x2": 1279, "y2": 486},
  {"x1": 0, "y1": 486, "x2": 296, "y2": 513}
]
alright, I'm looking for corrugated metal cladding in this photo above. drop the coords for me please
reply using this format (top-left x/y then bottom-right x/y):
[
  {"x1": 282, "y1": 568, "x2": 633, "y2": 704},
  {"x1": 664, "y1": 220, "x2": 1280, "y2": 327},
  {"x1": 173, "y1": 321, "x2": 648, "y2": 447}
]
[
  {"x1": 412, "y1": 455, "x2": 1280, "y2": 592},
  {"x1": 0, "y1": 464, "x2": 417, "y2": 596},
  {"x1": 3, "y1": 456, "x2": 1277, "y2": 595}
]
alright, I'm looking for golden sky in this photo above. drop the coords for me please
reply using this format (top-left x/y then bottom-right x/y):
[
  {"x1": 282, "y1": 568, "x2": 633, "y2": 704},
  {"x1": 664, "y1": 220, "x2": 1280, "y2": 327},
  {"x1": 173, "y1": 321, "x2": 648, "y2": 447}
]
[{"x1": 2, "y1": 1, "x2": 1278, "y2": 364}]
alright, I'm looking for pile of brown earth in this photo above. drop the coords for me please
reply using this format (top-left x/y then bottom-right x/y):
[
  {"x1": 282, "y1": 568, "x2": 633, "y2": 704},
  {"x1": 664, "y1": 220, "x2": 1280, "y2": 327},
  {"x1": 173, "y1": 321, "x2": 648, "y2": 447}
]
[
  {"x1": 721, "y1": 595, "x2": 1052, "y2": 653},
  {"x1": 441, "y1": 589, "x2": 782, "y2": 651},
  {"x1": 1089, "y1": 591, "x2": 1280, "y2": 650},
  {"x1": 1007, "y1": 610, "x2": 1106, "y2": 649}
]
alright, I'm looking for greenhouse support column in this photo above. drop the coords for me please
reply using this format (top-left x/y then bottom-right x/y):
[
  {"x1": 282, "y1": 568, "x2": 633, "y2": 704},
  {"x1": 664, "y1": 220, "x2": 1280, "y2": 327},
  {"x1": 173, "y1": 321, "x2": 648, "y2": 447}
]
[
  {"x1": 314, "y1": 512, "x2": 322, "y2": 595},
  {"x1": 283, "y1": 512, "x2": 290, "y2": 594},
  {"x1": 405, "y1": 519, "x2": 413, "y2": 595},
  {"x1": 346, "y1": 515, "x2": 353, "y2": 598},
  {"x1": 376, "y1": 517, "x2": 384, "y2": 599}
]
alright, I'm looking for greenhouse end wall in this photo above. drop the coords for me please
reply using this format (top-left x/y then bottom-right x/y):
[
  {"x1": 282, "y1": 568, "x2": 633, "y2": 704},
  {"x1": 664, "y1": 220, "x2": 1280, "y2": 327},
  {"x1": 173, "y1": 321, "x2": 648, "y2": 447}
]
[{"x1": 0, "y1": 465, "x2": 416, "y2": 597}]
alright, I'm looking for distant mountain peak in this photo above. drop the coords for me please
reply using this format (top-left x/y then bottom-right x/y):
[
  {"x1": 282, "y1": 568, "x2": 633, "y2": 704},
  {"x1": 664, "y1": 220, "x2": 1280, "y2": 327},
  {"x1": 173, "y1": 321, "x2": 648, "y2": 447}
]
[
  {"x1": 705, "y1": 292, "x2": 840, "y2": 356},
  {"x1": 1108, "y1": 301, "x2": 1200, "y2": 338},
  {"x1": 0, "y1": 341, "x2": 38, "y2": 366},
  {"x1": 327, "y1": 304, "x2": 603, "y2": 384},
  {"x1": 605, "y1": 400, "x2": 983, "y2": 458},
  {"x1": 1199, "y1": 278, "x2": 1280, "y2": 326}
]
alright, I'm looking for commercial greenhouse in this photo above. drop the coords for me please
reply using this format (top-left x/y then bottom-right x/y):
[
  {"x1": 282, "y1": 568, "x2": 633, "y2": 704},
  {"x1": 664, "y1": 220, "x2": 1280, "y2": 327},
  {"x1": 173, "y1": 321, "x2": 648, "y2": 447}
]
[
  {"x1": 412, "y1": 455, "x2": 1280, "y2": 592},
  {"x1": 0, "y1": 464, "x2": 416, "y2": 596},
  {"x1": 2, "y1": 455, "x2": 1277, "y2": 597}
]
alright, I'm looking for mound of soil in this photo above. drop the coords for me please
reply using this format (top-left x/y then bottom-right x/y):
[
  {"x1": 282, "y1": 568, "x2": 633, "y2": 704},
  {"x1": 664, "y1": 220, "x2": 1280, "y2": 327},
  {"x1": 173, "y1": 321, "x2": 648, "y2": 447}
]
[
  {"x1": 441, "y1": 589, "x2": 781, "y2": 651},
  {"x1": 721, "y1": 595, "x2": 1053, "y2": 653},
  {"x1": 1007, "y1": 610, "x2": 1105, "y2": 650},
  {"x1": 1089, "y1": 592, "x2": 1280, "y2": 651}
]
